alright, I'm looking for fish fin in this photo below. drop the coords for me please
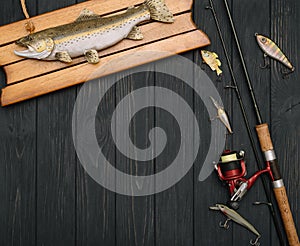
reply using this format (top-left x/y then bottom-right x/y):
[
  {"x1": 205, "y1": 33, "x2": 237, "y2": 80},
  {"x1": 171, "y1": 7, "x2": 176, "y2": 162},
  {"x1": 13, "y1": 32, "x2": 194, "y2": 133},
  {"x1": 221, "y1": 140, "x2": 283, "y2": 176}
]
[
  {"x1": 145, "y1": 0, "x2": 174, "y2": 23},
  {"x1": 84, "y1": 49, "x2": 100, "y2": 64},
  {"x1": 216, "y1": 58, "x2": 221, "y2": 66},
  {"x1": 212, "y1": 52, "x2": 219, "y2": 58},
  {"x1": 210, "y1": 65, "x2": 216, "y2": 71},
  {"x1": 126, "y1": 26, "x2": 144, "y2": 40},
  {"x1": 75, "y1": 9, "x2": 100, "y2": 22},
  {"x1": 55, "y1": 51, "x2": 72, "y2": 63}
]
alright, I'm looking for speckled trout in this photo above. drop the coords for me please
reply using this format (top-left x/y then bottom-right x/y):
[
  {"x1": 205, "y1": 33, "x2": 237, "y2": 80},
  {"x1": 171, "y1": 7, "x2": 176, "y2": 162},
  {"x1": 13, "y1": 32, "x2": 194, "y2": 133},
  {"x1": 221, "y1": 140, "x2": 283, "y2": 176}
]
[{"x1": 14, "y1": 0, "x2": 174, "y2": 64}]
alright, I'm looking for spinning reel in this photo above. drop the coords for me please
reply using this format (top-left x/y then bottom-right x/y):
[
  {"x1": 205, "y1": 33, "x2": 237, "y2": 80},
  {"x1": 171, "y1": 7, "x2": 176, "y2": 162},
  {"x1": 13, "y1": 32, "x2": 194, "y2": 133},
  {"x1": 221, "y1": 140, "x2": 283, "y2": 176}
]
[{"x1": 215, "y1": 150, "x2": 273, "y2": 209}]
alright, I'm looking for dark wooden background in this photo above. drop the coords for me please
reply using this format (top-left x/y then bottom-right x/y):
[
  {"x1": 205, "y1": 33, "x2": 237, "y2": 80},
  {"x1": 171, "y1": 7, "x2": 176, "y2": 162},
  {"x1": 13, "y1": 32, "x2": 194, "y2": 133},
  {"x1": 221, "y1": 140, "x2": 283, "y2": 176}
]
[{"x1": 0, "y1": 0, "x2": 299, "y2": 245}]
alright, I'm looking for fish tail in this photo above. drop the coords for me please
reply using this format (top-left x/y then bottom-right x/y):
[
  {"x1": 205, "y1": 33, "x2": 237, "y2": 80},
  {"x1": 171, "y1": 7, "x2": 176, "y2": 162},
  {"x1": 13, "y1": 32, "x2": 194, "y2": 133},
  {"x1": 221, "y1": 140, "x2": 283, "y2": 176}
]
[
  {"x1": 145, "y1": 0, "x2": 174, "y2": 23},
  {"x1": 216, "y1": 67, "x2": 222, "y2": 76}
]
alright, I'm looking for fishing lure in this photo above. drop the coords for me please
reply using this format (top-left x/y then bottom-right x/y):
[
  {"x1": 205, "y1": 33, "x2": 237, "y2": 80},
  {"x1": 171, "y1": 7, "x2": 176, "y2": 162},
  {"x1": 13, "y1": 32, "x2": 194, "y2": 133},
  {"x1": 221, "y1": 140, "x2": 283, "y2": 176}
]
[
  {"x1": 14, "y1": 0, "x2": 174, "y2": 64},
  {"x1": 201, "y1": 50, "x2": 222, "y2": 76},
  {"x1": 210, "y1": 204, "x2": 261, "y2": 246},
  {"x1": 210, "y1": 96, "x2": 233, "y2": 134},
  {"x1": 255, "y1": 33, "x2": 295, "y2": 74}
]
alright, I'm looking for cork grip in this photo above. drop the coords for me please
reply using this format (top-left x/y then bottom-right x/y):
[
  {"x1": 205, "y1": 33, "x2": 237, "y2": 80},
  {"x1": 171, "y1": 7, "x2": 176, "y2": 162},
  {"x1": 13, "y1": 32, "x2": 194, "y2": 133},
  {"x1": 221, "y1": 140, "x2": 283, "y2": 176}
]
[
  {"x1": 273, "y1": 186, "x2": 300, "y2": 246},
  {"x1": 256, "y1": 123, "x2": 274, "y2": 152}
]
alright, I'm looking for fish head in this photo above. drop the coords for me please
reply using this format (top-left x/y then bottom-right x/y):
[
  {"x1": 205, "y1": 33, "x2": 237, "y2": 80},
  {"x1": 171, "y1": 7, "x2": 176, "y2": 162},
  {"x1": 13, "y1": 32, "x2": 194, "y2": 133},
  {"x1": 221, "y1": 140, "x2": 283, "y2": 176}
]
[
  {"x1": 201, "y1": 50, "x2": 211, "y2": 58},
  {"x1": 209, "y1": 203, "x2": 226, "y2": 211},
  {"x1": 216, "y1": 204, "x2": 226, "y2": 211},
  {"x1": 255, "y1": 34, "x2": 271, "y2": 48},
  {"x1": 14, "y1": 33, "x2": 54, "y2": 59}
]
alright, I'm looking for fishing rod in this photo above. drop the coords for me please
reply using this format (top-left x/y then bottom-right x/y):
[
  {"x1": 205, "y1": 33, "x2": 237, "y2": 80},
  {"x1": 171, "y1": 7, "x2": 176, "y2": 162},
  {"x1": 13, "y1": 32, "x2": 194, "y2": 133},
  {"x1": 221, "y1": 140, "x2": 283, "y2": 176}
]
[
  {"x1": 218, "y1": 0, "x2": 299, "y2": 245},
  {"x1": 205, "y1": 1, "x2": 285, "y2": 244}
]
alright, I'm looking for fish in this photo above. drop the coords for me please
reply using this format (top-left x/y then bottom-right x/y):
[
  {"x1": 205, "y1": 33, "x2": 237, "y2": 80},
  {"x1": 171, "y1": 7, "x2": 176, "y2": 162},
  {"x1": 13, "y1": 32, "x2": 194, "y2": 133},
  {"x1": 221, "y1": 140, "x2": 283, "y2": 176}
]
[
  {"x1": 210, "y1": 96, "x2": 233, "y2": 134},
  {"x1": 255, "y1": 33, "x2": 294, "y2": 72},
  {"x1": 14, "y1": 0, "x2": 174, "y2": 64},
  {"x1": 210, "y1": 203, "x2": 261, "y2": 246},
  {"x1": 201, "y1": 50, "x2": 222, "y2": 76}
]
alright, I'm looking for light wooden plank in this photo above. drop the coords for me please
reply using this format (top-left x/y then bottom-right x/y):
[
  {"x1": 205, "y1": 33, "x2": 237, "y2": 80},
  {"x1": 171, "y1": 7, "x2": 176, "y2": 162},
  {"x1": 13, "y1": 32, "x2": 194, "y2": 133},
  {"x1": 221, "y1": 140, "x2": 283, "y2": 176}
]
[
  {"x1": 0, "y1": 0, "x2": 191, "y2": 66},
  {"x1": 0, "y1": 0, "x2": 192, "y2": 46},
  {"x1": 5, "y1": 13, "x2": 196, "y2": 84},
  {"x1": 1, "y1": 30, "x2": 210, "y2": 106}
]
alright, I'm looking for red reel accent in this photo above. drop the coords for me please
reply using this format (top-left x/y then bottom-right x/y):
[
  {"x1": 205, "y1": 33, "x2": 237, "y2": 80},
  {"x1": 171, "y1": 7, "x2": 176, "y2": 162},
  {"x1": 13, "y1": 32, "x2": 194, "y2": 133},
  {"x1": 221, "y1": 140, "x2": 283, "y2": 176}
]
[{"x1": 217, "y1": 160, "x2": 246, "y2": 181}]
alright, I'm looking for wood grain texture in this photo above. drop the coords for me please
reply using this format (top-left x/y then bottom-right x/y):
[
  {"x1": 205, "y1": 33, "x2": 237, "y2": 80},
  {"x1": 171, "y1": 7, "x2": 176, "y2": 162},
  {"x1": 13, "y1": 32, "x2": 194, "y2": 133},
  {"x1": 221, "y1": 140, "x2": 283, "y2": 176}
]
[
  {"x1": 76, "y1": 75, "x2": 116, "y2": 245},
  {"x1": 0, "y1": 0, "x2": 37, "y2": 245},
  {"x1": 193, "y1": 0, "x2": 235, "y2": 244},
  {"x1": 154, "y1": 55, "x2": 194, "y2": 246},
  {"x1": 4, "y1": 13, "x2": 198, "y2": 84},
  {"x1": 0, "y1": 0, "x2": 210, "y2": 106},
  {"x1": 271, "y1": 0, "x2": 300, "y2": 245},
  {"x1": 0, "y1": 0, "x2": 299, "y2": 245},
  {"x1": 0, "y1": 0, "x2": 193, "y2": 67},
  {"x1": 0, "y1": 0, "x2": 192, "y2": 45},
  {"x1": 35, "y1": 1, "x2": 77, "y2": 245},
  {"x1": 231, "y1": 0, "x2": 277, "y2": 244},
  {"x1": 273, "y1": 186, "x2": 300, "y2": 246},
  {"x1": 115, "y1": 66, "x2": 155, "y2": 246},
  {"x1": 0, "y1": 102, "x2": 37, "y2": 245},
  {"x1": 36, "y1": 88, "x2": 76, "y2": 246},
  {"x1": 1, "y1": 30, "x2": 210, "y2": 106}
]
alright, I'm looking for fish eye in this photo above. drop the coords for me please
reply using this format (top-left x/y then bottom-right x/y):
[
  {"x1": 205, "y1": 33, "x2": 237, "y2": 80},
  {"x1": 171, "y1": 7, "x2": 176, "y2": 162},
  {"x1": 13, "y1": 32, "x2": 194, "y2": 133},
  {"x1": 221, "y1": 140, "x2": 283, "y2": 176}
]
[{"x1": 261, "y1": 37, "x2": 266, "y2": 43}]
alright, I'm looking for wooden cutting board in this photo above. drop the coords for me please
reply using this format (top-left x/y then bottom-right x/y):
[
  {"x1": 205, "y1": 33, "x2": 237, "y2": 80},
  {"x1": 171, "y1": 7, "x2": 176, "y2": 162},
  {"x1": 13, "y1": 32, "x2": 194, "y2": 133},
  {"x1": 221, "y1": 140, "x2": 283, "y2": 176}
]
[{"x1": 0, "y1": 0, "x2": 210, "y2": 106}]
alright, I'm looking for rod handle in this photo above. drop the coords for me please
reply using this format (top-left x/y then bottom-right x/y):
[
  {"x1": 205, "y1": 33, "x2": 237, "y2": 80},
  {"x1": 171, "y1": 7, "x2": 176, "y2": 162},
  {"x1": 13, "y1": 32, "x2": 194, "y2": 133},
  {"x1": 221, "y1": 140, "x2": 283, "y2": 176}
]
[
  {"x1": 256, "y1": 123, "x2": 300, "y2": 245},
  {"x1": 255, "y1": 123, "x2": 273, "y2": 152},
  {"x1": 273, "y1": 185, "x2": 300, "y2": 246}
]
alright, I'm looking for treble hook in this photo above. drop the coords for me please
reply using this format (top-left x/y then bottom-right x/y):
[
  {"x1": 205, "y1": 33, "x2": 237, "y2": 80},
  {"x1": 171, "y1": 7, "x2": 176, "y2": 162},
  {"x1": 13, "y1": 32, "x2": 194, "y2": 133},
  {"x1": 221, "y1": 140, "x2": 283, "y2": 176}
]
[
  {"x1": 250, "y1": 235, "x2": 261, "y2": 246},
  {"x1": 219, "y1": 219, "x2": 230, "y2": 229},
  {"x1": 280, "y1": 67, "x2": 295, "y2": 79},
  {"x1": 260, "y1": 53, "x2": 270, "y2": 69}
]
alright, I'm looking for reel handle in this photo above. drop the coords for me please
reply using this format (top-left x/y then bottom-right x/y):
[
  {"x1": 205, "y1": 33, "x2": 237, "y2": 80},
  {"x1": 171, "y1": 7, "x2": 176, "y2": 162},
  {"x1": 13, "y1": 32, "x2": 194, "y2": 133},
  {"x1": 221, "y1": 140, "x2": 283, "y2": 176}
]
[{"x1": 256, "y1": 123, "x2": 299, "y2": 246}]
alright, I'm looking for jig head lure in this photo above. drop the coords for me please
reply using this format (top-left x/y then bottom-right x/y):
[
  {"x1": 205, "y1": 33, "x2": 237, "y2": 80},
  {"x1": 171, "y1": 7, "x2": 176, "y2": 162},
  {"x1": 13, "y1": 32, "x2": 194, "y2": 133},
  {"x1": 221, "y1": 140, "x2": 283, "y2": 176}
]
[{"x1": 255, "y1": 33, "x2": 295, "y2": 77}]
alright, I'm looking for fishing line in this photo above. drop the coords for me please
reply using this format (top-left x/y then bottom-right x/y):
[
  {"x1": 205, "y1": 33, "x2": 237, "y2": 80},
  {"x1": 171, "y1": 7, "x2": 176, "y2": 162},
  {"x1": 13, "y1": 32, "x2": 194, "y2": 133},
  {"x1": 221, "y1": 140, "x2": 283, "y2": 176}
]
[
  {"x1": 206, "y1": 0, "x2": 285, "y2": 244},
  {"x1": 20, "y1": 0, "x2": 35, "y2": 33}
]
